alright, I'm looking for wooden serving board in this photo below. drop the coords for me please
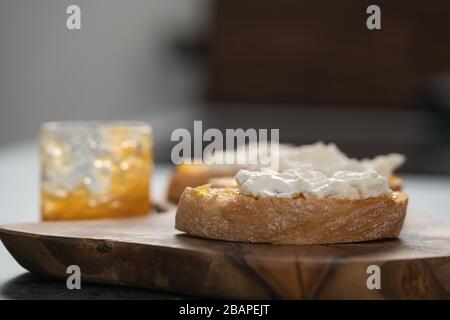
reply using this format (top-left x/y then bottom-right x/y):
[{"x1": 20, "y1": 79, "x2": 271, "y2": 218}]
[{"x1": 1, "y1": 207, "x2": 449, "y2": 299}]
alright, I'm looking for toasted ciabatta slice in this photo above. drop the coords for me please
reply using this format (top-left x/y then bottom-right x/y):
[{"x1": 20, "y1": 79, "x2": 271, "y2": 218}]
[
  {"x1": 175, "y1": 185, "x2": 408, "y2": 245},
  {"x1": 168, "y1": 164, "x2": 404, "y2": 203},
  {"x1": 389, "y1": 175, "x2": 403, "y2": 192},
  {"x1": 167, "y1": 164, "x2": 237, "y2": 203},
  {"x1": 208, "y1": 177, "x2": 238, "y2": 188}
]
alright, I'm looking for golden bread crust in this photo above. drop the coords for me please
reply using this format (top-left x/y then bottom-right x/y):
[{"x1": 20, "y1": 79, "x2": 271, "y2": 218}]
[
  {"x1": 175, "y1": 186, "x2": 408, "y2": 245},
  {"x1": 167, "y1": 164, "x2": 236, "y2": 203},
  {"x1": 389, "y1": 175, "x2": 403, "y2": 191}
]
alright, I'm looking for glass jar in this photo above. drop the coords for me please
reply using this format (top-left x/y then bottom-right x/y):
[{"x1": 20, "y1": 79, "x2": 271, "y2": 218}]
[{"x1": 40, "y1": 121, "x2": 153, "y2": 220}]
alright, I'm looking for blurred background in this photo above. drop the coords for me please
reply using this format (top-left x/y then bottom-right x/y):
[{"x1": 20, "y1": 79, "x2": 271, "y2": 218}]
[
  {"x1": 1, "y1": 0, "x2": 450, "y2": 172},
  {"x1": 1, "y1": 0, "x2": 450, "y2": 299}
]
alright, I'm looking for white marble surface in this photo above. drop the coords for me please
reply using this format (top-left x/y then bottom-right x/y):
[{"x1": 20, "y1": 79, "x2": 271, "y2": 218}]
[{"x1": 0, "y1": 141, "x2": 449, "y2": 299}]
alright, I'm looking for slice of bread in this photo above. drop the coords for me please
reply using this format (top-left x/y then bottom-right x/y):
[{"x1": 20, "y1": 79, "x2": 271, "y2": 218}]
[
  {"x1": 175, "y1": 185, "x2": 408, "y2": 245},
  {"x1": 167, "y1": 164, "x2": 404, "y2": 203},
  {"x1": 167, "y1": 164, "x2": 236, "y2": 203},
  {"x1": 389, "y1": 175, "x2": 403, "y2": 192}
]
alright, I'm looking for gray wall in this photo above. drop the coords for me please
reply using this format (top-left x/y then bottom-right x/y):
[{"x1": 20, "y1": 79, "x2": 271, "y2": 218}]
[
  {"x1": 1, "y1": 1, "x2": 448, "y2": 172},
  {"x1": 0, "y1": 0, "x2": 208, "y2": 150}
]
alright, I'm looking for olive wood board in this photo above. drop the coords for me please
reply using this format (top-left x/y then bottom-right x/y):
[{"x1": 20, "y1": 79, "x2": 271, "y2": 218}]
[{"x1": 0, "y1": 206, "x2": 449, "y2": 299}]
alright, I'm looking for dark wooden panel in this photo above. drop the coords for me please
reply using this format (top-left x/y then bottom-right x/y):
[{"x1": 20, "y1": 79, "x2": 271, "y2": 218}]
[{"x1": 207, "y1": 0, "x2": 450, "y2": 107}]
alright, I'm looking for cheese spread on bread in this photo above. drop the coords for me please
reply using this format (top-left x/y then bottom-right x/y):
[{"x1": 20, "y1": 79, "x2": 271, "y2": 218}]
[
  {"x1": 277, "y1": 142, "x2": 405, "y2": 177},
  {"x1": 205, "y1": 142, "x2": 405, "y2": 177},
  {"x1": 235, "y1": 165, "x2": 392, "y2": 200}
]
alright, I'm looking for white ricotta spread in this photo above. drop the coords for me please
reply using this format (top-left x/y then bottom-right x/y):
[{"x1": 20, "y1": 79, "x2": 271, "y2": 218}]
[
  {"x1": 206, "y1": 142, "x2": 405, "y2": 178},
  {"x1": 235, "y1": 165, "x2": 392, "y2": 200}
]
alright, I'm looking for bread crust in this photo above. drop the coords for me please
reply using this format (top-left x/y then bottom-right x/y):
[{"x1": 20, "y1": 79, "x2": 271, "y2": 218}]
[
  {"x1": 167, "y1": 164, "x2": 404, "y2": 203},
  {"x1": 167, "y1": 164, "x2": 236, "y2": 203},
  {"x1": 175, "y1": 186, "x2": 408, "y2": 245},
  {"x1": 389, "y1": 175, "x2": 403, "y2": 192}
]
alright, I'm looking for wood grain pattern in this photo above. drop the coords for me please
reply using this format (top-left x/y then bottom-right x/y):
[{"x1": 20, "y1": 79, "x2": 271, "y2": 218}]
[{"x1": 0, "y1": 208, "x2": 449, "y2": 299}]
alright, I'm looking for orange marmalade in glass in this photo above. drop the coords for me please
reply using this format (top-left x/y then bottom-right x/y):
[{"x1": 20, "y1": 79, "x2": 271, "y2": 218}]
[{"x1": 40, "y1": 121, "x2": 152, "y2": 220}]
